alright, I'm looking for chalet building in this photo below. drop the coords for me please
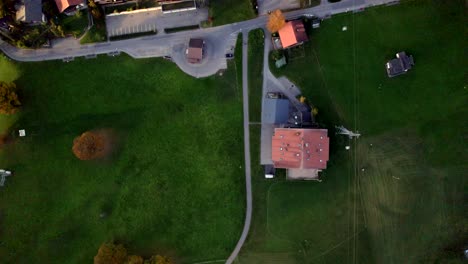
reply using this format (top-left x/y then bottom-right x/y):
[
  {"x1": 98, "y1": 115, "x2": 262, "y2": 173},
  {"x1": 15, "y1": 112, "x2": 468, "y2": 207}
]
[
  {"x1": 278, "y1": 20, "x2": 308, "y2": 49},
  {"x1": 386, "y1": 51, "x2": 415, "y2": 77},
  {"x1": 186, "y1": 38, "x2": 204, "y2": 64},
  {"x1": 271, "y1": 128, "x2": 329, "y2": 180}
]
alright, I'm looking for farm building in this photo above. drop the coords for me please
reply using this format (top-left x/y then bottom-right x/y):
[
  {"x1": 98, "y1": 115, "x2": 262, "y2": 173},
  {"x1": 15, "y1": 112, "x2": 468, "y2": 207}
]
[
  {"x1": 272, "y1": 128, "x2": 329, "y2": 180},
  {"x1": 278, "y1": 20, "x2": 308, "y2": 49}
]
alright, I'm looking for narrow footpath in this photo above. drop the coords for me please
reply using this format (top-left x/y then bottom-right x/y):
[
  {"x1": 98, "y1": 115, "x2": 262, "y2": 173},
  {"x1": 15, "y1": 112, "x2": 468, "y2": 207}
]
[{"x1": 226, "y1": 31, "x2": 252, "y2": 264}]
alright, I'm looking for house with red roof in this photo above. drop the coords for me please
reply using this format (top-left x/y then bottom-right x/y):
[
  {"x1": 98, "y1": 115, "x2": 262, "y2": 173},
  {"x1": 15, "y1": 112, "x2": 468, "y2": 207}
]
[
  {"x1": 278, "y1": 20, "x2": 309, "y2": 49},
  {"x1": 55, "y1": 0, "x2": 83, "y2": 14},
  {"x1": 271, "y1": 128, "x2": 329, "y2": 180}
]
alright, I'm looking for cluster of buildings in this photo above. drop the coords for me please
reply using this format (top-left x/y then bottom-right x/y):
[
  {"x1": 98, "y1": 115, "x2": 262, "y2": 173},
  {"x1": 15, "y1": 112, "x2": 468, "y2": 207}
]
[{"x1": 262, "y1": 92, "x2": 330, "y2": 181}]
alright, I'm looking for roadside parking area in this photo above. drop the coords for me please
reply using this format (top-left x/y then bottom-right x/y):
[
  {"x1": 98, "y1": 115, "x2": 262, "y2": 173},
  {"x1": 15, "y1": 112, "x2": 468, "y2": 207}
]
[{"x1": 105, "y1": 8, "x2": 208, "y2": 38}]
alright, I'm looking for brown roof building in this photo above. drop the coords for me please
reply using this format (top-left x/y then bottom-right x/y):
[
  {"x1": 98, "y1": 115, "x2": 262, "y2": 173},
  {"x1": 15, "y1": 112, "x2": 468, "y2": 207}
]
[
  {"x1": 186, "y1": 38, "x2": 204, "y2": 64},
  {"x1": 272, "y1": 128, "x2": 329, "y2": 179},
  {"x1": 55, "y1": 0, "x2": 83, "y2": 13},
  {"x1": 278, "y1": 20, "x2": 309, "y2": 49}
]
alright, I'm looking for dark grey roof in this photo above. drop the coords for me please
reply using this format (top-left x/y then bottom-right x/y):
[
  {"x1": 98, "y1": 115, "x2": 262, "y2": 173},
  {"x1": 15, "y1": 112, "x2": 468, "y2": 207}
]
[
  {"x1": 263, "y1": 98, "x2": 290, "y2": 124},
  {"x1": 17, "y1": 0, "x2": 43, "y2": 23},
  {"x1": 386, "y1": 51, "x2": 414, "y2": 77},
  {"x1": 189, "y1": 38, "x2": 204, "y2": 49}
]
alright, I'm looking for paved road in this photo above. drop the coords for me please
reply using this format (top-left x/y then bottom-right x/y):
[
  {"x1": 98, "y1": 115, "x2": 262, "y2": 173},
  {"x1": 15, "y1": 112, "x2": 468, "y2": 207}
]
[
  {"x1": 226, "y1": 31, "x2": 252, "y2": 264},
  {"x1": 0, "y1": 0, "x2": 399, "y2": 78}
]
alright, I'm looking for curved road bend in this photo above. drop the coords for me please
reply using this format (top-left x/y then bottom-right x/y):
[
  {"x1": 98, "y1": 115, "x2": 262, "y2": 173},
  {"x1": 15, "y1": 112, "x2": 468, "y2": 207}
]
[{"x1": 226, "y1": 31, "x2": 252, "y2": 264}]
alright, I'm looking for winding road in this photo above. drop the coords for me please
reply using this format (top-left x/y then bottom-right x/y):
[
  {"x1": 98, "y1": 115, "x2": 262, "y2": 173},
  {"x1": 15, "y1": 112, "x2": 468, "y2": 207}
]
[
  {"x1": 226, "y1": 32, "x2": 252, "y2": 264},
  {"x1": 0, "y1": 0, "x2": 399, "y2": 262}
]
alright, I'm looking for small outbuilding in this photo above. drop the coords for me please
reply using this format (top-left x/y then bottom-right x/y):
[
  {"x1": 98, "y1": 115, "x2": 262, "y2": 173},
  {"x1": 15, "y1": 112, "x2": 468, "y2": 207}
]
[
  {"x1": 186, "y1": 38, "x2": 204, "y2": 64},
  {"x1": 386, "y1": 51, "x2": 414, "y2": 77}
]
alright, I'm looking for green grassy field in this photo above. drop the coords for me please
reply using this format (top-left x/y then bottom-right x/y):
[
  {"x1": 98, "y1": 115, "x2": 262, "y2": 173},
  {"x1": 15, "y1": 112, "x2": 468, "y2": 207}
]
[
  {"x1": 239, "y1": 0, "x2": 467, "y2": 263},
  {"x1": 210, "y1": 0, "x2": 255, "y2": 26},
  {"x1": 0, "y1": 55, "x2": 245, "y2": 263}
]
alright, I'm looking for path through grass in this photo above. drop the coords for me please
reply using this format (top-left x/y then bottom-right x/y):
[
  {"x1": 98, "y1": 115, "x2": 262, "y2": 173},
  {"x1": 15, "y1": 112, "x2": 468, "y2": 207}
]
[{"x1": 0, "y1": 55, "x2": 245, "y2": 263}]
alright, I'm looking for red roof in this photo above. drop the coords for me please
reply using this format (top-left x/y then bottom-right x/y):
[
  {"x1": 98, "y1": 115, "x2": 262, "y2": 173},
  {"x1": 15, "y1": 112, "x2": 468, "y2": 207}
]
[
  {"x1": 278, "y1": 20, "x2": 309, "y2": 48},
  {"x1": 55, "y1": 0, "x2": 82, "y2": 13},
  {"x1": 272, "y1": 128, "x2": 329, "y2": 170}
]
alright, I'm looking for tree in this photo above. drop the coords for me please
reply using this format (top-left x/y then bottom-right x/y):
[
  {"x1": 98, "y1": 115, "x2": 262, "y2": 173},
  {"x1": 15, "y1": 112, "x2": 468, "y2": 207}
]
[
  {"x1": 72, "y1": 131, "x2": 106, "y2": 160},
  {"x1": 143, "y1": 255, "x2": 173, "y2": 264},
  {"x1": 125, "y1": 255, "x2": 144, "y2": 264},
  {"x1": 88, "y1": 0, "x2": 102, "y2": 19},
  {"x1": 94, "y1": 242, "x2": 128, "y2": 264},
  {"x1": 266, "y1": 9, "x2": 286, "y2": 33},
  {"x1": 0, "y1": 81, "x2": 21, "y2": 115}
]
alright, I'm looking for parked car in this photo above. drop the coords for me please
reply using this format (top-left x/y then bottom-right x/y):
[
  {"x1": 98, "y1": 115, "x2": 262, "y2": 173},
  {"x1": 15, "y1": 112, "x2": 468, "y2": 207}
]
[{"x1": 225, "y1": 53, "x2": 234, "y2": 59}]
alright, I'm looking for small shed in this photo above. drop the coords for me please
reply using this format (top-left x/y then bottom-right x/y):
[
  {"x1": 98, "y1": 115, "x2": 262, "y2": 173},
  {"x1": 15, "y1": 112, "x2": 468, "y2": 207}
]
[
  {"x1": 278, "y1": 20, "x2": 309, "y2": 49},
  {"x1": 275, "y1": 56, "x2": 287, "y2": 68},
  {"x1": 186, "y1": 38, "x2": 204, "y2": 64}
]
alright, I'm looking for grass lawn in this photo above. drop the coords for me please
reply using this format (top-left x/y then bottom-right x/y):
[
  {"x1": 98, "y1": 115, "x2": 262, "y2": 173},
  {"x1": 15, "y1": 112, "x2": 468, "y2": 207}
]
[
  {"x1": 60, "y1": 10, "x2": 89, "y2": 38},
  {"x1": 80, "y1": 24, "x2": 107, "y2": 44},
  {"x1": 209, "y1": 0, "x2": 255, "y2": 27},
  {"x1": 238, "y1": 0, "x2": 467, "y2": 263},
  {"x1": 0, "y1": 55, "x2": 245, "y2": 263}
]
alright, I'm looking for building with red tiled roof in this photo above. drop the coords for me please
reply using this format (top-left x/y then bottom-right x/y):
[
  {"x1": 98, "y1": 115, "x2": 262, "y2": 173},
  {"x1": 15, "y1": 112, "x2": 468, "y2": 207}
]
[
  {"x1": 55, "y1": 0, "x2": 83, "y2": 13},
  {"x1": 278, "y1": 20, "x2": 309, "y2": 49},
  {"x1": 272, "y1": 128, "x2": 329, "y2": 179}
]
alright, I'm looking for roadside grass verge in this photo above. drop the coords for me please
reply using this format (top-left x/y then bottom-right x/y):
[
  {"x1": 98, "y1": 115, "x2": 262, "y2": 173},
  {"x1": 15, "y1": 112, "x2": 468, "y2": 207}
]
[
  {"x1": 0, "y1": 55, "x2": 245, "y2": 263},
  {"x1": 209, "y1": 0, "x2": 255, "y2": 26},
  {"x1": 241, "y1": 0, "x2": 467, "y2": 263},
  {"x1": 247, "y1": 29, "x2": 264, "y2": 122},
  {"x1": 60, "y1": 10, "x2": 89, "y2": 38},
  {"x1": 80, "y1": 24, "x2": 107, "y2": 44}
]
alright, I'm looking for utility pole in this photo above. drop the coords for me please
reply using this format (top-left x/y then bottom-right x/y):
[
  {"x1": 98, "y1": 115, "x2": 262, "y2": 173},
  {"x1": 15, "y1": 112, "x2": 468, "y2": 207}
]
[
  {"x1": 335, "y1": 125, "x2": 361, "y2": 139},
  {"x1": 0, "y1": 170, "x2": 12, "y2": 187}
]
